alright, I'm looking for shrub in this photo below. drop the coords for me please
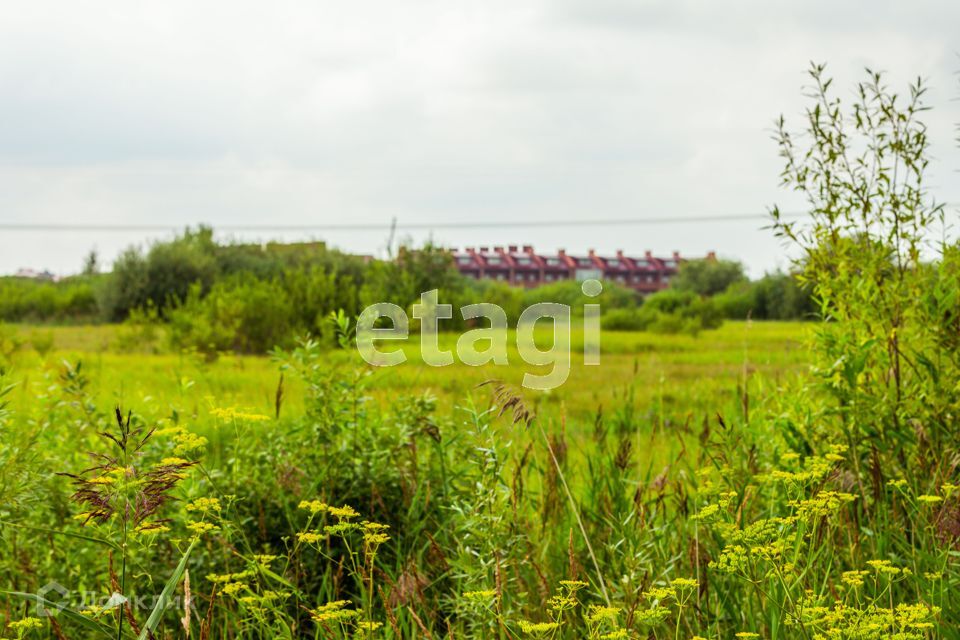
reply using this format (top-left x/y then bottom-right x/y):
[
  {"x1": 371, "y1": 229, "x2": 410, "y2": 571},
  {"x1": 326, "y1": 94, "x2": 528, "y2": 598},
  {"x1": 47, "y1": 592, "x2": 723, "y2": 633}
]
[
  {"x1": 671, "y1": 257, "x2": 747, "y2": 296},
  {"x1": 168, "y1": 277, "x2": 296, "y2": 357},
  {"x1": 0, "y1": 276, "x2": 99, "y2": 323}
]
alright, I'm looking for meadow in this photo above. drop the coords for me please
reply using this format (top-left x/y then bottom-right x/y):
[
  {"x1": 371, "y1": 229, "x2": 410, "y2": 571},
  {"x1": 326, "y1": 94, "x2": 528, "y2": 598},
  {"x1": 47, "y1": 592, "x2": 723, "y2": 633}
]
[
  {"x1": 5, "y1": 320, "x2": 807, "y2": 425},
  {"x1": 1, "y1": 66, "x2": 957, "y2": 640},
  {"x1": 0, "y1": 321, "x2": 809, "y2": 637},
  {"x1": 1, "y1": 313, "x2": 955, "y2": 639}
]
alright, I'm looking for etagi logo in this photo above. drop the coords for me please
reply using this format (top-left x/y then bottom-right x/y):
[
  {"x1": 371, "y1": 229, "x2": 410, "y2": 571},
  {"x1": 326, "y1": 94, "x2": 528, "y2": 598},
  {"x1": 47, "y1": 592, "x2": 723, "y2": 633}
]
[{"x1": 355, "y1": 280, "x2": 603, "y2": 391}]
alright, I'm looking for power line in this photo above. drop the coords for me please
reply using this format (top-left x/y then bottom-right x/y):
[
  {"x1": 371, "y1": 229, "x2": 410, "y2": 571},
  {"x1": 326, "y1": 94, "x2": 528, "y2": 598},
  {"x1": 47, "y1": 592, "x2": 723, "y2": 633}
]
[{"x1": 0, "y1": 212, "x2": 805, "y2": 233}]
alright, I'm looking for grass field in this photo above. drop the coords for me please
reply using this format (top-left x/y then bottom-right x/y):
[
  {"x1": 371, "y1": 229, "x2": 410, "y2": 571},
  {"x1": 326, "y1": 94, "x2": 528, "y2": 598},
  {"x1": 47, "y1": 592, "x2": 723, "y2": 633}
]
[
  {"x1": 3, "y1": 318, "x2": 951, "y2": 639},
  {"x1": 6, "y1": 321, "x2": 808, "y2": 427}
]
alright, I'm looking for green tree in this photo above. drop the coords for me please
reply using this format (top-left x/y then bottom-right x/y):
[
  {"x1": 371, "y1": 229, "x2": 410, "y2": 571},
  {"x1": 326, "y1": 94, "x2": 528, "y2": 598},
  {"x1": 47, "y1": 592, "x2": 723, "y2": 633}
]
[
  {"x1": 772, "y1": 62, "x2": 954, "y2": 460},
  {"x1": 671, "y1": 258, "x2": 746, "y2": 296}
]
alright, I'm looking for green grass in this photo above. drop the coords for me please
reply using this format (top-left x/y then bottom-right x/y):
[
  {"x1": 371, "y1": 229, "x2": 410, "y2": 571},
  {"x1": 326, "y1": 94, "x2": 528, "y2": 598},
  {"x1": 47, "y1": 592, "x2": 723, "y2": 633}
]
[
  {"x1": 1, "y1": 319, "x2": 952, "y2": 638},
  {"x1": 7, "y1": 320, "x2": 808, "y2": 430}
]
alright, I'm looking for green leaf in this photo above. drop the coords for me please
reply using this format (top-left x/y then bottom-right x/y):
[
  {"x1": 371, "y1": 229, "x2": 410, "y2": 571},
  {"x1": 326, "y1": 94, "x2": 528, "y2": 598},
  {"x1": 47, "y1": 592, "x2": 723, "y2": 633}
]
[
  {"x1": 0, "y1": 520, "x2": 121, "y2": 552},
  {"x1": 138, "y1": 538, "x2": 197, "y2": 640}
]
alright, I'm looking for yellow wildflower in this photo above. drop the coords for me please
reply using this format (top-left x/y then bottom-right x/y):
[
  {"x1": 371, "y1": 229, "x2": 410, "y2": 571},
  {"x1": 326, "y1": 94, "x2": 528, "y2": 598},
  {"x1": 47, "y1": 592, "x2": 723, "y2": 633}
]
[
  {"x1": 185, "y1": 497, "x2": 222, "y2": 513},
  {"x1": 8, "y1": 617, "x2": 44, "y2": 630},
  {"x1": 298, "y1": 500, "x2": 328, "y2": 514},
  {"x1": 187, "y1": 521, "x2": 220, "y2": 535},
  {"x1": 327, "y1": 505, "x2": 360, "y2": 520},
  {"x1": 297, "y1": 531, "x2": 324, "y2": 544},
  {"x1": 518, "y1": 620, "x2": 560, "y2": 634}
]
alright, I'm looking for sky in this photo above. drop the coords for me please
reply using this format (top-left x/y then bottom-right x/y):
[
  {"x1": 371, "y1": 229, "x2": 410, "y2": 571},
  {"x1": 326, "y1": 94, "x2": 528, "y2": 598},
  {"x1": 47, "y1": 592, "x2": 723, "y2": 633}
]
[{"x1": 1, "y1": 1, "x2": 958, "y2": 277}]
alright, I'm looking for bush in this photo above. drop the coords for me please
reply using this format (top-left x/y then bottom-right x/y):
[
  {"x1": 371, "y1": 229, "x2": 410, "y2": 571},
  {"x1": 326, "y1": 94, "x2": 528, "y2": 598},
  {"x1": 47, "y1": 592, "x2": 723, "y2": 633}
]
[
  {"x1": 0, "y1": 276, "x2": 99, "y2": 323},
  {"x1": 168, "y1": 277, "x2": 296, "y2": 357},
  {"x1": 671, "y1": 257, "x2": 746, "y2": 296},
  {"x1": 715, "y1": 272, "x2": 816, "y2": 320},
  {"x1": 522, "y1": 279, "x2": 638, "y2": 313},
  {"x1": 601, "y1": 289, "x2": 721, "y2": 335},
  {"x1": 600, "y1": 308, "x2": 648, "y2": 331}
]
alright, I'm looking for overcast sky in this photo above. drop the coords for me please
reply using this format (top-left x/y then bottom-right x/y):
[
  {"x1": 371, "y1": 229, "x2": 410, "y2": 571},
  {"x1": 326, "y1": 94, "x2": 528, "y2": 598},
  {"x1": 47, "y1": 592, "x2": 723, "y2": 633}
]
[{"x1": 1, "y1": 1, "x2": 958, "y2": 277}]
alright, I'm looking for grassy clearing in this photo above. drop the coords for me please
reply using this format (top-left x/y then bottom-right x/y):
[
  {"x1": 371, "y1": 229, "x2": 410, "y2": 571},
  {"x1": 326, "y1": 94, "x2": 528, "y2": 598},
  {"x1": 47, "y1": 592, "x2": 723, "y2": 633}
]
[{"x1": 8, "y1": 321, "x2": 807, "y2": 423}]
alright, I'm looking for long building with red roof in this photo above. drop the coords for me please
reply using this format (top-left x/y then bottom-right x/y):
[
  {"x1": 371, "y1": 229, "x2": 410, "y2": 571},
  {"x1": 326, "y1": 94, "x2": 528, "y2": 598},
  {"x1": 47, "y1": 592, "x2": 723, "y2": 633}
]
[{"x1": 452, "y1": 245, "x2": 714, "y2": 292}]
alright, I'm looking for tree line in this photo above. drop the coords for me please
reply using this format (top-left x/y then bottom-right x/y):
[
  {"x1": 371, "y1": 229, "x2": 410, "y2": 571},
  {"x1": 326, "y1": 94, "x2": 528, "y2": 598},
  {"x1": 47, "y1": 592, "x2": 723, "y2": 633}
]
[{"x1": 0, "y1": 228, "x2": 816, "y2": 354}]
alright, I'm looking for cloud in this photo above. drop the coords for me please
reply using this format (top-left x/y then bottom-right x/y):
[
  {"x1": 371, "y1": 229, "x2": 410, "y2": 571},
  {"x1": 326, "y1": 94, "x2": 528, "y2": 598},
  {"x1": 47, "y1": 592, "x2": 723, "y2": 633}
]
[{"x1": 0, "y1": 0, "x2": 957, "y2": 276}]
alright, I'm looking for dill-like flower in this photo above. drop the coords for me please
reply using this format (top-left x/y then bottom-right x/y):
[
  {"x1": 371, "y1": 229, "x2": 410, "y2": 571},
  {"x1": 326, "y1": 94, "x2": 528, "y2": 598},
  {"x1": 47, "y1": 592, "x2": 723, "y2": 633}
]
[
  {"x1": 8, "y1": 617, "x2": 44, "y2": 630},
  {"x1": 221, "y1": 582, "x2": 248, "y2": 596},
  {"x1": 671, "y1": 577, "x2": 699, "y2": 591},
  {"x1": 310, "y1": 601, "x2": 359, "y2": 623},
  {"x1": 841, "y1": 570, "x2": 869, "y2": 587},
  {"x1": 357, "y1": 621, "x2": 383, "y2": 631},
  {"x1": 866, "y1": 559, "x2": 902, "y2": 575},
  {"x1": 328, "y1": 504, "x2": 360, "y2": 520},
  {"x1": 642, "y1": 586, "x2": 674, "y2": 602},
  {"x1": 187, "y1": 521, "x2": 220, "y2": 536},
  {"x1": 363, "y1": 531, "x2": 390, "y2": 547},
  {"x1": 694, "y1": 503, "x2": 720, "y2": 521},
  {"x1": 463, "y1": 590, "x2": 497, "y2": 601},
  {"x1": 789, "y1": 491, "x2": 856, "y2": 519},
  {"x1": 918, "y1": 494, "x2": 943, "y2": 504},
  {"x1": 558, "y1": 579, "x2": 588, "y2": 589},
  {"x1": 173, "y1": 431, "x2": 207, "y2": 455},
  {"x1": 298, "y1": 499, "x2": 328, "y2": 514},
  {"x1": 518, "y1": 620, "x2": 560, "y2": 634},
  {"x1": 251, "y1": 554, "x2": 277, "y2": 565},
  {"x1": 209, "y1": 407, "x2": 271, "y2": 422},
  {"x1": 586, "y1": 605, "x2": 620, "y2": 624},
  {"x1": 324, "y1": 522, "x2": 359, "y2": 536},
  {"x1": 635, "y1": 606, "x2": 670, "y2": 625},
  {"x1": 297, "y1": 531, "x2": 324, "y2": 544},
  {"x1": 133, "y1": 521, "x2": 171, "y2": 536},
  {"x1": 185, "y1": 497, "x2": 222, "y2": 513}
]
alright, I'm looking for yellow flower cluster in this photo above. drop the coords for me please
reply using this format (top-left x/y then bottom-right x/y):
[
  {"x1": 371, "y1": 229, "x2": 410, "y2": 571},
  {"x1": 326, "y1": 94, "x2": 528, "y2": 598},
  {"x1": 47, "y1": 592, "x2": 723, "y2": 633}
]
[
  {"x1": 866, "y1": 559, "x2": 909, "y2": 576},
  {"x1": 173, "y1": 431, "x2": 207, "y2": 455},
  {"x1": 206, "y1": 569, "x2": 253, "y2": 584},
  {"x1": 586, "y1": 605, "x2": 620, "y2": 624},
  {"x1": 209, "y1": 407, "x2": 271, "y2": 422},
  {"x1": 134, "y1": 521, "x2": 171, "y2": 536},
  {"x1": 296, "y1": 531, "x2": 324, "y2": 544},
  {"x1": 221, "y1": 582, "x2": 248, "y2": 596},
  {"x1": 310, "y1": 600, "x2": 360, "y2": 623},
  {"x1": 792, "y1": 592, "x2": 939, "y2": 638},
  {"x1": 298, "y1": 499, "x2": 328, "y2": 514},
  {"x1": 8, "y1": 618, "x2": 44, "y2": 631},
  {"x1": 251, "y1": 554, "x2": 277, "y2": 565},
  {"x1": 187, "y1": 521, "x2": 220, "y2": 536},
  {"x1": 518, "y1": 620, "x2": 560, "y2": 635},
  {"x1": 185, "y1": 497, "x2": 222, "y2": 514},
  {"x1": 789, "y1": 491, "x2": 856, "y2": 519},
  {"x1": 841, "y1": 570, "x2": 869, "y2": 587},
  {"x1": 328, "y1": 504, "x2": 360, "y2": 520},
  {"x1": 357, "y1": 621, "x2": 383, "y2": 632}
]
